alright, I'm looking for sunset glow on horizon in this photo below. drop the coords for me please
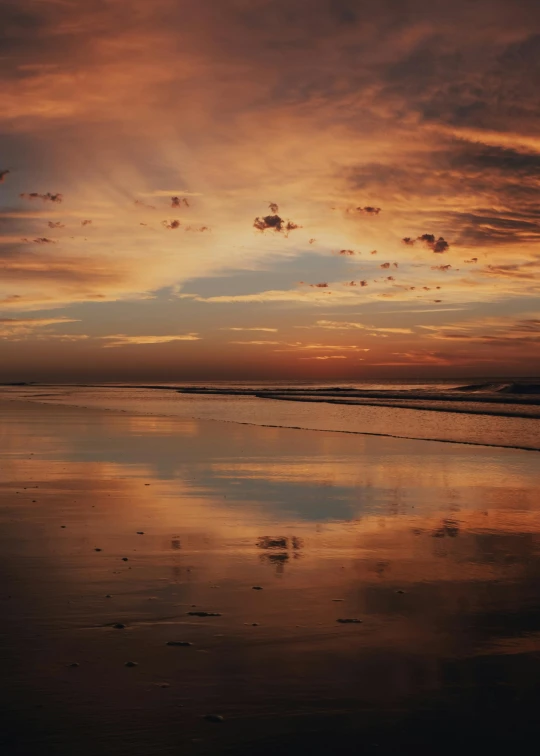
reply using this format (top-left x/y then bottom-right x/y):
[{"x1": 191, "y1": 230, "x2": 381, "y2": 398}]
[{"x1": 1, "y1": 0, "x2": 539, "y2": 381}]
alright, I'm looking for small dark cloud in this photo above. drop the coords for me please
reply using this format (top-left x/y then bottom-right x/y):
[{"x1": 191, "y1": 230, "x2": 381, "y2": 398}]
[
  {"x1": 370, "y1": 249, "x2": 377, "y2": 254},
  {"x1": 344, "y1": 281, "x2": 357, "y2": 286},
  {"x1": 269, "y1": 202, "x2": 279, "y2": 213},
  {"x1": 162, "y1": 219, "x2": 181, "y2": 230},
  {"x1": 310, "y1": 282, "x2": 329, "y2": 288},
  {"x1": 418, "y1": 233, "x2": 450, "y2": 253},
  {"x1": 0, "y1": 169, "x2": 10, "y2": 183},
  {"x1": 309, "y1": 238, "x2": 316, "y2": 244},
  {"x1": 254, "y1": 214, "x2": 283, "y2": 231},
  {"x1": 81, "y1": 219, "x2": 92, "y2": 226},
  {"x1": 185, "y1": 225, "x2": 210, "y2": 232},
  {"x1": 360, "y1": 280, "x2": 368, "y2": 287},
  {"x1": 403, "y1": 234, "x2": 450, "y2": 252},
  {"x1": 47, "y1": 221, "x2": 65, "y2": 229},
  {"x1": 253, "y1": 213, "x2": 301, "y2": 234},
  {"x1": 431, "y1": 264, "x2": 452, "y2": 271},
  {"x1": 386, "y1": 276, "x2": 395, "y2": 281},
  {"x1": 338, "y1": 249, "x2": 355, "y2": 255},
  {"x1": 351, "y1": 206, "x2": 381, "y2": 215},
  {"x1": 20, "y1": 192, "x2": 63, "y2": 203},
  {"x1": 380, "y1": 262, "x2": 390, "y2": 269},
  {"x1": 464, "y1": 257, "x2": 478, "y2": 263},
  {"x1": 172, "y1": 196, "x2": 190, "y2": 208},
  {"x1": 33, "y1": 237, "x2": 55, "y2": 243}
]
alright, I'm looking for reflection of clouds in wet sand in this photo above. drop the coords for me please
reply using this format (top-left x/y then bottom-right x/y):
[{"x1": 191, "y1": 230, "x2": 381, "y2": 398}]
[{"x1": 1, "y1": 400, "x2": 540, "y2": 753}]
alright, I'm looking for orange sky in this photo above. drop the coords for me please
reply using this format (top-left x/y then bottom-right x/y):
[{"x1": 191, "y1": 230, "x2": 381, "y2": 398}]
[{"x1": 1, "y1": 0, "x2": 539, "y2": 381}]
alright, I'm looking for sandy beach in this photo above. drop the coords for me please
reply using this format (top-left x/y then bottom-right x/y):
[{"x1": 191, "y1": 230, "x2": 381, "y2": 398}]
[{"x1": 1, "y1": 398, "x2": 539, "y2": 755}]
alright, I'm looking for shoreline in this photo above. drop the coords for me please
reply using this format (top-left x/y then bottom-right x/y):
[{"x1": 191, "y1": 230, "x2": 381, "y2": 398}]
[{"x1": 2, "y1": 396, "x2": 538, "y2": 454}]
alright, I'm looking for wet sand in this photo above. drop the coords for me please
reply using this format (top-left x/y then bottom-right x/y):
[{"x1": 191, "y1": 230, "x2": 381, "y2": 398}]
[{"x1": 1, "y1": 399, "x2": 540, "y2": 755}]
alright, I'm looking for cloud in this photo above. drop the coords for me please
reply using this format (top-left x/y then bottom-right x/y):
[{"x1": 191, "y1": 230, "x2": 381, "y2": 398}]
[
  {"x1": 253, "y1": 214, "x2": 301, "y2": 234},
  {"x1": 223, "y1": 327, "x2": 278, "y2": 332},
  {"x1": 268, "y1": 202, "x2": 279, "y2": 213},
  {"x1": 299, "y1": 355, "x2": 347, "y2": 360},
  {"x1": 401, "y1": 234, "x2": 450, "y2": 252},
  {"x1": 20, "y1": 192, "x2": 62, "y2": 203},
  {"x1": 431, "y1": 265, "x2": 452, "y2": 271},
  {"x1": 171, "y1": 196, "x2": 190, "y2": 208},
  {"x1": 310, "y1": 282, "x2": 328, "y2": 288},
  {"x1": 2, "y1": 0, "x2": 540, "y2": 376},
  {"x1": 309, "y1": 320, "x2": 412, "y2": 334},
  {"x1": 338, "y1": 249, "x2": 355, "y2": 255},
  {"x1": 100, "y1": 333, "x2": 200, "y2": 348},
  {"x1": 371, "y1": 350, "x2": 453, "y2": 366},
  {"x1": 350, "y1": 206, "x2": 381, "y2": 215},
  {"x1": 380, "y1": 262, "x2": 390, "y2": 269},
  {"x1": 48, "y1": 221, "x2": 65, "y2": 229},
  {"x1": 418, "y1": 234, "x2": 450, "y2": 253},
  {"x1": 32, "y1": 237, "x2": 55, "y2": 244},
  {"x1": 421, "y1": 315, "x2": 540, "y2": 347},
  {"x1": 81, "y1": 219, "x2": 92, "y2": 226},
  {"x1": 162, "y1": 219, "x2": 181, "y2": 229},
  {"x1": 275, "y1": 343, "x2": 371, "y2": 353},
  {"x1": 482, "y1": 261, "x2": 540, "y2": 280},
  {"x1": 229, "y1": 340, "x2": 282, "y2": 345},
  {"x1": 0, "y1": 316, "x2": 80, "y2": 340}
]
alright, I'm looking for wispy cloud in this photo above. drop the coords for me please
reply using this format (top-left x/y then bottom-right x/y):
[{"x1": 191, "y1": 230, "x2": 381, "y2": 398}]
[{"x1": 100, "y1": 334, "x2": 200, "y2": 348}]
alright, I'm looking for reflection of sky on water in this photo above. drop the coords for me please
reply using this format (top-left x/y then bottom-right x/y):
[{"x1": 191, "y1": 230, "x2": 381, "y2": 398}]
[
  {"x1": 1, "y1": 400, "x2": 540, "y2": 753},
  {"x1": 3, "y1": 400, "x2": 537, "y2": 527}
]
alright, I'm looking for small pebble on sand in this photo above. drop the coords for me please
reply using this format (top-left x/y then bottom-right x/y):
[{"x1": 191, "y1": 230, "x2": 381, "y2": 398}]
[
  {"x1": 125, "y1": 661, "x2": 138, "y2": 667},
  {"x1": 166, "y1": 641, "x2": 193, "y2": 647},
  {"x1": 122, "y1": 557, "x2": 128, "y2": 561},
  {"x1": 252, "y1": 586, "x2": 263, "y2": 590},
  {"x1": 337, "y1": 618, "x2": 362, "y2": 624},
  {"x1": 68, "y1": 663, "x2": 79, "y2": 668},
  {"x1": 187, "y1": 611, "x2": 222, "y2": 617},
  {"x1": 113, "y1": 623, "x2": 126, "y2": 629},
  {"x1": 136, "y1": 532, "x2": 144, "y2": 535},
  {"x1": 204, "y1": 714, "x2": 224, "y2": 723},
  {"x1": 94, "y1": 548, "x2": 102, "y2": 552}
]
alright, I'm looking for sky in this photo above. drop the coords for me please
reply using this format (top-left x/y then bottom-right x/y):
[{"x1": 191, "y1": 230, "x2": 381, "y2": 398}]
[{"x1": 1, "y1": 0, "x2": 539, "y2": 382}]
